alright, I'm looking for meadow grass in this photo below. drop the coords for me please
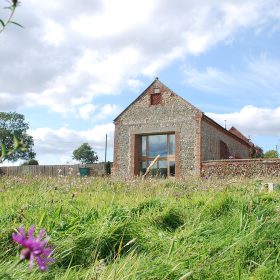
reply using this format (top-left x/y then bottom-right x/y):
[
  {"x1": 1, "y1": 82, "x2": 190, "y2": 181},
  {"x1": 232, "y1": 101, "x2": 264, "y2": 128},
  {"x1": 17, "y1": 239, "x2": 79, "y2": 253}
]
[{"x1": 1, "y1": 176, "x2": 280, "y2": 279}]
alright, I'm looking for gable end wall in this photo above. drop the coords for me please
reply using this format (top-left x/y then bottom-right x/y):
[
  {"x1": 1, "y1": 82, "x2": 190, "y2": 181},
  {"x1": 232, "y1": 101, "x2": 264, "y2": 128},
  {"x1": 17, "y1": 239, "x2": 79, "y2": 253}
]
[{"x1": 113, "y1": 82, "x2": 201, "y2": 178}]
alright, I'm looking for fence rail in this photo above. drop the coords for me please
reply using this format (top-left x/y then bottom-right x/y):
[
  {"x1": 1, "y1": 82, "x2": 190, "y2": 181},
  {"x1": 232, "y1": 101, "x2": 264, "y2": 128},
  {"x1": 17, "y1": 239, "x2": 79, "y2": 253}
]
[{"x1": 0, "y1": 163, "x2": 107, "y2": 177}]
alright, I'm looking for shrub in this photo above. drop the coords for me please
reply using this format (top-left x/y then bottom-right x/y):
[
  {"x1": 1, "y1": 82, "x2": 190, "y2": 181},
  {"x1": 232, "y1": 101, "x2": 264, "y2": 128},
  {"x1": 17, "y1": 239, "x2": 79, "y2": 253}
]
[{"x1": 21, "y1": 159, "x2": 39, "y2": 165}]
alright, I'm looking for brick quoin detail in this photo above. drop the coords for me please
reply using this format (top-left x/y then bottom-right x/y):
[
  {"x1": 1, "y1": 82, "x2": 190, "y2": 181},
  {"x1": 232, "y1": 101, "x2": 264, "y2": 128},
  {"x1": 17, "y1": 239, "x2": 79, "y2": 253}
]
[
  {"x1": 112, "y1": 119, "x2": 121, "y2": 176},
  {"x1": 130, "y1": 135, "x2": 142, "y2": 176},
  {"x1": 129, "y1": 134, "x2": 140, "y2": 177},
  {"x1": 134, "y1": 135, "x2": 140, "y2": 176},
  {"x1": 175, "y1": 131, "x2": 181, "y2": 178},
  {"x1": 195, "y1": 112, "x2": 202, "y2": 175}
]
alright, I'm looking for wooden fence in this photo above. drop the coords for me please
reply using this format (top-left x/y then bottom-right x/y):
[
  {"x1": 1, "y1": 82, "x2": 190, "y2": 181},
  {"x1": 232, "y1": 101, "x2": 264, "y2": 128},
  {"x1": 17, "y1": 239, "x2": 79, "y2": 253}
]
[{"x1": 0, "y1": 163, "x2": 108, "y2": 177}]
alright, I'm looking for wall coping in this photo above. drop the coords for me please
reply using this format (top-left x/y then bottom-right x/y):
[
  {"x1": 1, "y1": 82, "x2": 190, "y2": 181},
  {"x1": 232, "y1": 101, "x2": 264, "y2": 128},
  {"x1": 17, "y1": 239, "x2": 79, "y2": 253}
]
[{"x1": 202, "y1": 158, "x2": 280, "y2": 164}]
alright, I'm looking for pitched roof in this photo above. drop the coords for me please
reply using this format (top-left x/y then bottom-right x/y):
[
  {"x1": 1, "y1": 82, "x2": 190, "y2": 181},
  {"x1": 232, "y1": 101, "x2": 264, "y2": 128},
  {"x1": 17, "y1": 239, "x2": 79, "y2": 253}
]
[
  {"x1": 113, "y1": 78, "x2": 201, "y2": 122},
  {"x1": 202, "y1": 116, "x2": 252, "y2": 148},
  {"x1": 229, "y1": 126, "x2": 253, "y2": 146}
]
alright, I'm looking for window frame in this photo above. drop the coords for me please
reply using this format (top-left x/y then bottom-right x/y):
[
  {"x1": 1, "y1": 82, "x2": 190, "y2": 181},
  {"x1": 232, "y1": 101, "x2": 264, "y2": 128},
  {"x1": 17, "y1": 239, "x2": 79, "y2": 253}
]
[{"x1": 139, "y1": 133, "x2": 175, "y2": 177}]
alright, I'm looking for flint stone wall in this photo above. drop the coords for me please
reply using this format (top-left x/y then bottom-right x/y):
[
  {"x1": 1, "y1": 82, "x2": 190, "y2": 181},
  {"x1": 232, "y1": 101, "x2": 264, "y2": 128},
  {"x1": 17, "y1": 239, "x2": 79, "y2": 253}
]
[
  {"x1": 201, "y1": 119, "x2": 250, "y2": 161},
  {"x1": 202, "y1": 159, "x2": 280, "y2": 178}
]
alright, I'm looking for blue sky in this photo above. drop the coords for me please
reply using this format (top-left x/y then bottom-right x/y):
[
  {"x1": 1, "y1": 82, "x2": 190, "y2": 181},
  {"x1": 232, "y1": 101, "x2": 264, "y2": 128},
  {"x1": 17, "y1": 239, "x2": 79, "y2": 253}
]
[{"x1": 1, "y1": 0, "x2": 280, "y2": 165}]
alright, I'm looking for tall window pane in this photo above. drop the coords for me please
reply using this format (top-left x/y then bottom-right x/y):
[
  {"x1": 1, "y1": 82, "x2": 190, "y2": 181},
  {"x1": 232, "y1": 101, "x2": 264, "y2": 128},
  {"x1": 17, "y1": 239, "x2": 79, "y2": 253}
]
[
  {"x1": 148, "y1": 135, "x2": 167, "y2": 157},
  {"x1": 140, "y1": 161, "x2": 147, "y2": 175},
  {"x1": 170, "y1": 161, "x2": 175, "y2": 176},
  {"x1": 147, "y1": 160, "x2": 157, "y2": 176},
  {"x1": 141, "y1": 136, "x2": 146, "y2": 156},
  {"x1": 158, "y1": 160, "x2": 168, "y2": 177},
  {"x1": 169, "y1": 134, "x2": 175, "y2": 155}
]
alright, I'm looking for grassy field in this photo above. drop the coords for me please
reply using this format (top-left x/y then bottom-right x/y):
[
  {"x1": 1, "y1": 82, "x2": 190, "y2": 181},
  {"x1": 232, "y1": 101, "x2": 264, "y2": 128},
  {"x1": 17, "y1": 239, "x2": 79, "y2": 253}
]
[{"x1": 1, "y1": 176, "x2": 280, "y2": 279}]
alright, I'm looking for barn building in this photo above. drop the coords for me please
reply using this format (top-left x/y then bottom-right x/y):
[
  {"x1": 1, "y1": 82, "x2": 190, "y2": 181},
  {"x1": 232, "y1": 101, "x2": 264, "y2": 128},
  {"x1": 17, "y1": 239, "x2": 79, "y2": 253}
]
[{"x1": 113, "y1": 78, "x2": 252, "y2": 178}]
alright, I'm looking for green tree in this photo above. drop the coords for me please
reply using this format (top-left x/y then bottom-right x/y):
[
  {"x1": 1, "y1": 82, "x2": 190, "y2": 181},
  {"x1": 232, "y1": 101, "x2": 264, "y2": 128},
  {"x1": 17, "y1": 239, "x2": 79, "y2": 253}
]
[
  {"x1": 264, "y1": 149, "x2": 279, "y2": 159},
  {"x1": 72, "y1": 143, "x2": 98, "y2": 164},
  {"x1": 251, "y1": 145, "x2": 264, "y2": 158},
  {"x1": 0, "y1": 112, "x2": 36, "y2": 162}
]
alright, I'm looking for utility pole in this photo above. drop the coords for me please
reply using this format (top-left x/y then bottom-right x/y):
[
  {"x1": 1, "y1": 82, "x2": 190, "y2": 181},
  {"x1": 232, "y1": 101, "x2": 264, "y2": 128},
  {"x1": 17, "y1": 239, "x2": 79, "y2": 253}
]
[
  {"x1": 104, "y1": 133, "x2": 108, "y2": 174},
  {"x1": 224, "y1": 120, "x2": 227, "y2": 130}
]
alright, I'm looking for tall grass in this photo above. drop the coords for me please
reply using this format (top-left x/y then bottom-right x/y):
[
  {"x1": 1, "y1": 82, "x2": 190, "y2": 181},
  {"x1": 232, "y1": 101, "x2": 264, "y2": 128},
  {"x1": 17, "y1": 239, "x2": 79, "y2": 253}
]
[{"x1": 0, "y1": 176, "x2": 280, "y2": 279}]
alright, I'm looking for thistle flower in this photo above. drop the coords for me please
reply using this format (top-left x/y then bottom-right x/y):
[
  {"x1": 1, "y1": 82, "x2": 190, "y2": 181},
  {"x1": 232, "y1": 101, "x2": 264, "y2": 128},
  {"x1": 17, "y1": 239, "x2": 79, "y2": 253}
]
[
  {"x1": 12, "y1": 226, "x2": 54, "y2": 271},
  {"x1": 12, "y1": 0, "x2": 20, "y2": 7}
]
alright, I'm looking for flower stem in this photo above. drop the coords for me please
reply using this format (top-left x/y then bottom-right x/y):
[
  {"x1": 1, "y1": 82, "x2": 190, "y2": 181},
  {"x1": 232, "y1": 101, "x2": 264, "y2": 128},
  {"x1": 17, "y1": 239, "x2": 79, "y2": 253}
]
[
  {"x1": 12, "y1": 258, "x2": 24, "y2": 269},
  {"x1": 0, "y1": 3, "x2": 17, "y2": 34}
]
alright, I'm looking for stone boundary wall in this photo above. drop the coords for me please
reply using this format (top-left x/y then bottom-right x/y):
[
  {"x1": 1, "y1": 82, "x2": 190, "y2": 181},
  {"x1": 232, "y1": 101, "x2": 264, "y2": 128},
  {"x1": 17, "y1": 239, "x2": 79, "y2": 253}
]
[
  {"x1": 201, "y1": 158, "x2": 280, "y2": 178},
  {"x1": 0, "y1": 163, "x2": 110, "y2": 177}
]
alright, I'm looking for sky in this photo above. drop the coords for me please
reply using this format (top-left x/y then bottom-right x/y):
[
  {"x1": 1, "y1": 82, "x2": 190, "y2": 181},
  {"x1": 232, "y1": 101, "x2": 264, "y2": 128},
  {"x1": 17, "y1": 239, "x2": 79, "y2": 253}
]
[{"x1": 1, "y1": 0, "x2": 280, "y2": 165}]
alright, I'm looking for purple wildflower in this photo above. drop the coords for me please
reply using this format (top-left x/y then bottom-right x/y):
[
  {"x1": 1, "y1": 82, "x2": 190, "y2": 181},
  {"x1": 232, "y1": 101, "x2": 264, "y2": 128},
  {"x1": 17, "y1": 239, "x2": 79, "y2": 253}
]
[{"x1": 12, "y1": 226, "x2": 54, "y2": 271}]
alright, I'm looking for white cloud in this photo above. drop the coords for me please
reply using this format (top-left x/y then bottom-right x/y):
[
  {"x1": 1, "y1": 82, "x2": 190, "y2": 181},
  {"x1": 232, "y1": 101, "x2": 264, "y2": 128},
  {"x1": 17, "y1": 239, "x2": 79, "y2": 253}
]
[
  {"x1": 0, "y1": 92, "x2": 24, "y2": 110},
  {"x1": 71, "y1": 0, "x2": 155, "y2": 38},
  {"x1": 206, "y1": 105, "x2": 280, "y2": 137},
  {"x1": 183, "y1": 55, "x2": 280, "y2": 105},
  {"x1": 79, "y1": 104, "x2": 98, "y2": 120},
  {"x1": 127, "y1": 79, "x2": 143, "y2": 92},
  {"x1": 1, "y1": 0, "x2": 280, "y2": 114},
  {"x1": 25, "y1": 47, "x2": 141, "y2": 115},
  {"x1": 42, "y1": 19, "x2": 66, "y2": 46},
  {"x1": 29, "y1": 123, "x2": 114, "y2": 164},
  {"x1": 246, "y1": 54, "x2": 280, "y2": 93},
  {"x1": 183, "y1": 65, "x2": 236, "y2": 94},
  {"x1": 95, "y1": 104, "x2": 119, "y2": 120}
]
